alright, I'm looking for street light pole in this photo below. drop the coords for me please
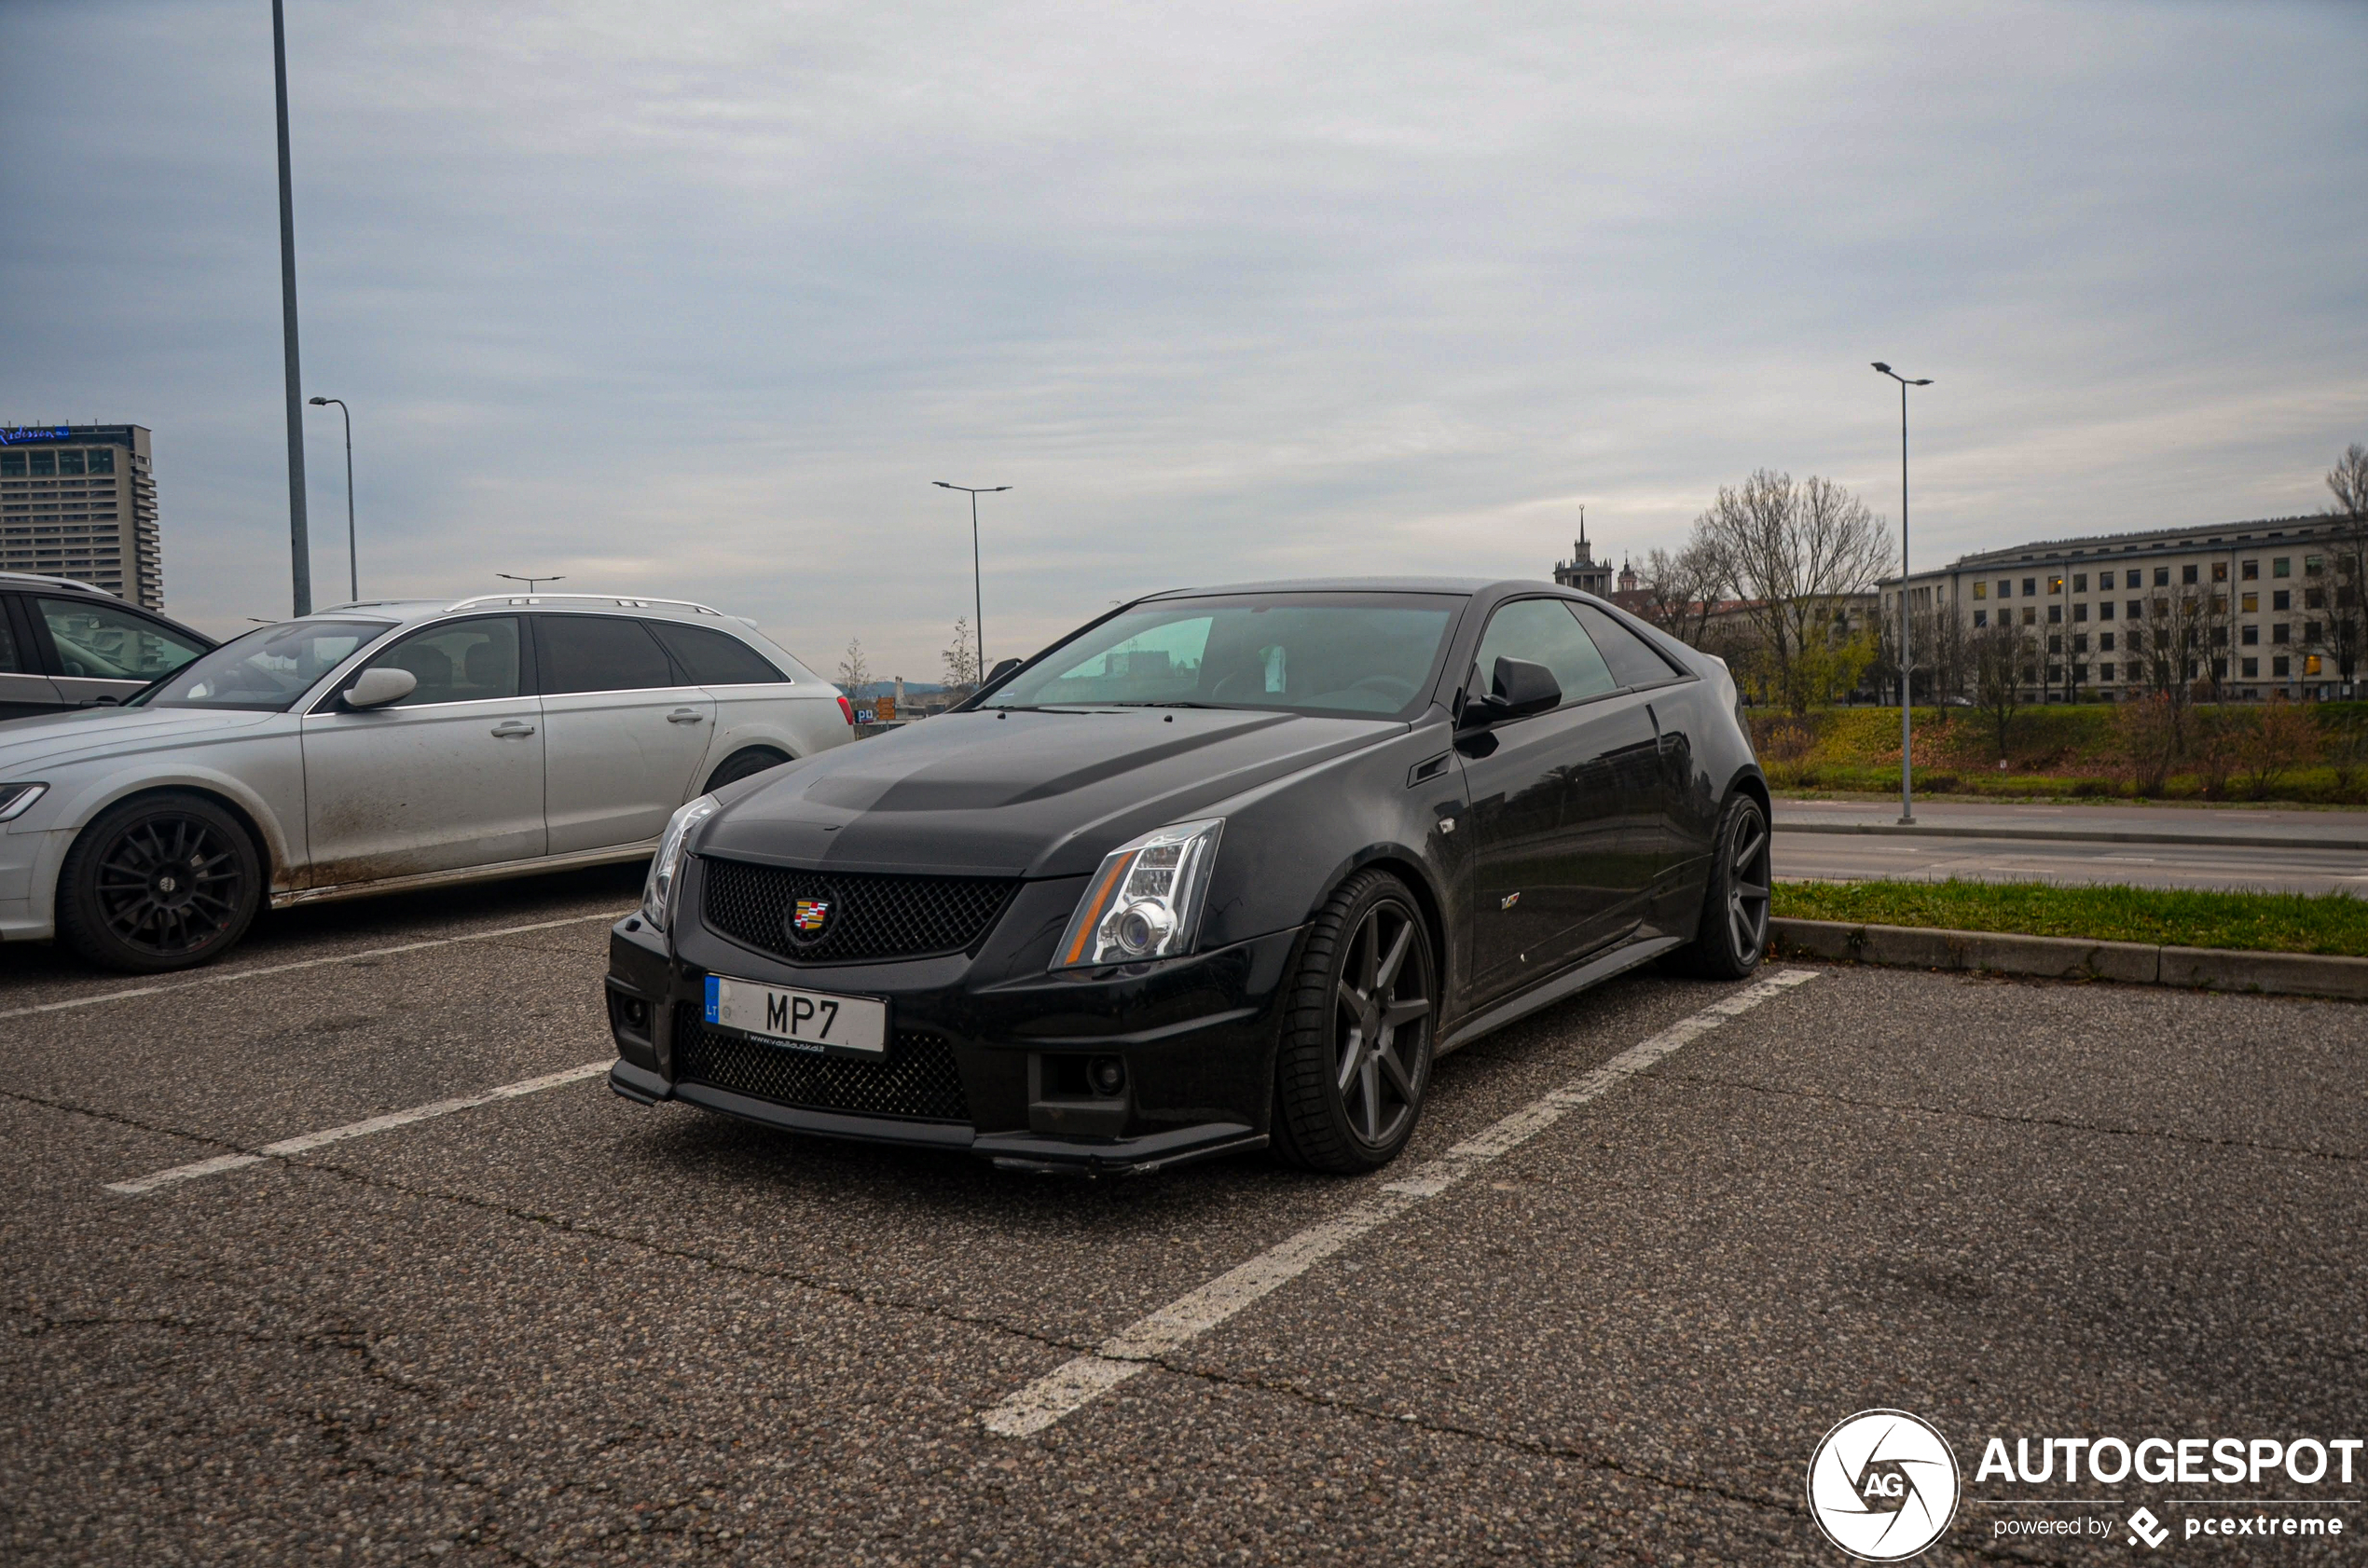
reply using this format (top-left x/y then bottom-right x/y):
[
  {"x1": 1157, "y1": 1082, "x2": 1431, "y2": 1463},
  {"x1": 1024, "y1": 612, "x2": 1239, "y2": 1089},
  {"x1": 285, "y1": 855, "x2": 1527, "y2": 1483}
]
[
  {"x1": 272, "y1": 0, "x2": 312, "y2": 616},
  {"x1": 933, "y1": 481, "x2": 1010, "y2": 684},
  {"x1": 307, "y1": 396, "x2": 354, "y2": 601},
  {"x1": 496, "y1": 573, "x2": 566, "y2": 593},
  {"x1": 1873, "y1": 363, "x2": 1933, "y2": 825}
]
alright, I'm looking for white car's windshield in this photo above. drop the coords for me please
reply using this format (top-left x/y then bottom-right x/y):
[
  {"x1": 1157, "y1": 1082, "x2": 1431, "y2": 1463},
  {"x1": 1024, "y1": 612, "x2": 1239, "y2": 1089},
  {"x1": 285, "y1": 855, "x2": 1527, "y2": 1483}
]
[
  {"x1": 134, "y1": 620, "x2": 394, "y2": 711},
  {"x1": 981, "y1": 592, "x2": 1463, "y2": 718}
]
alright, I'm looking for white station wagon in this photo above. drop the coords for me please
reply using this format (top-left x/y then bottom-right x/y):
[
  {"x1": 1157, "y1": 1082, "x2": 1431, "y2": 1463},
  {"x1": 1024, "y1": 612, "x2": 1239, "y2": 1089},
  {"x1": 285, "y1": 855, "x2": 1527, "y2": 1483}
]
[{"x1": 0, "y1": 594, "x2": 854, "y2": 971}]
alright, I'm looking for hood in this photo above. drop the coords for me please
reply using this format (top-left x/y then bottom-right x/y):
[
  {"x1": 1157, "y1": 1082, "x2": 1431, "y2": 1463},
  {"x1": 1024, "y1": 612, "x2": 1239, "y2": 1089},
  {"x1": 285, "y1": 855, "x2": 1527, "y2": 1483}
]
[
  {"x1": 0, "y1": 705, "x2": 282, "y2": 774},
  {"x1": 699, "y1": 707, "x2": 1407, "y2": 877}
]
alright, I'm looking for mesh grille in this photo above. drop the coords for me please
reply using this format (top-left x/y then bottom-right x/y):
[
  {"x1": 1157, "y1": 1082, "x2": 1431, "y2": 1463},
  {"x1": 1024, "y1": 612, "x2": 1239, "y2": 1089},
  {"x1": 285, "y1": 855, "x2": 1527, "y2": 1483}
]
[
  {"x1": 674, "y1": 1006, "x2": 971, "y2": 1123},
  {"x1": 700, "y1": 858, "x2": 1017, "y2": 964}
]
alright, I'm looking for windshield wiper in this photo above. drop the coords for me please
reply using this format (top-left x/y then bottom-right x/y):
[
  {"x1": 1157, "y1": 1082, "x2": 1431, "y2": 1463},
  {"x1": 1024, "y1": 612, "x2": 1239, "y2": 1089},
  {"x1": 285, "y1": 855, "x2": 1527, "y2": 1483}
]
[{"x1": 1106, "y1": 700, "x2": 1229, "y2": 709}]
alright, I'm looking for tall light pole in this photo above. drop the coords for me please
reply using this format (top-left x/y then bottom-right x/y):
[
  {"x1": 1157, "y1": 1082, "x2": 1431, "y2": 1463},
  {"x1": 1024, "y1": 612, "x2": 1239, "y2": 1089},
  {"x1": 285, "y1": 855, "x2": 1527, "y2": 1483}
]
[
  {"x1": 1873, "y1": 363, "x2": 1932, "y2": 825},
  {"x1": 307, "y1": 396, "x2": 355, "y2": 601},
  {"x1": 933, "y1": 481, "x2": 1009, "y2": 684},
  {"x1": 497, "y1": 573, "x2": 566, "y2": 593},
  {"x1": 272, "y1": 0, "x2": 312, "y2": 616}
]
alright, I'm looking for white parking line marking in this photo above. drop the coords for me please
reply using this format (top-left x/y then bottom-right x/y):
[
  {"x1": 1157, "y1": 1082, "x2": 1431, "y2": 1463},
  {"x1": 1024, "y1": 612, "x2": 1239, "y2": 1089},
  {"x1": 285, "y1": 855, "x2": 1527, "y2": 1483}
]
[
  {"x1": 103, "y1": 1060, "x2": 612, "y2": 1196},
  {"x1": 0, "y1": 912, "x2": 626, "y2": 1024},
  {"x1": 980, "y1": 967, "x2": 1821, "y2": 1437}
]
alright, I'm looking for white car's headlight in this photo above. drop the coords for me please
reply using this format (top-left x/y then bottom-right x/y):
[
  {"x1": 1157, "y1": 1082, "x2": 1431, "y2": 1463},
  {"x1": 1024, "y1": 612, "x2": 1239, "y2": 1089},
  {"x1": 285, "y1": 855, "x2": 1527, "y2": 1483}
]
[
  {"x1": 0, "y1": 783, "x2": 48, "y2": 822},
  {"x1": 642, "y1": 794, "x2": 718, "y2": 931},
  {"x1": 1052, "y1": 818, "x2": 1224, "y2": 970}
]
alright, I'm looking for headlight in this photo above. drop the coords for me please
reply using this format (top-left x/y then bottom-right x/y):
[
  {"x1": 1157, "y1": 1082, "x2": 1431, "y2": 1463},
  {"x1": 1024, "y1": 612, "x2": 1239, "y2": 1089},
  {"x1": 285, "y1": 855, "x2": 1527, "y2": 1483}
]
[
  {"x1": 1052, "y1": 818, "x2": 1224, "y2": 970},
  {"x1": 641, "y1": 794, "x2": 718, "y2": 931},
  {"x1": 0, "y1": 783, "x2": 47, "y2": 822}
]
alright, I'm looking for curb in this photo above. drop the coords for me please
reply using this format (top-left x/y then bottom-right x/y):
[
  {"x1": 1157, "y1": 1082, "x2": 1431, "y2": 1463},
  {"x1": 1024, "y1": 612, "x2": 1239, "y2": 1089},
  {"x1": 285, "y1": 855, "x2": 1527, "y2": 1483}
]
[
  {"x1": 1769, "y1": 918, "x2": 2368, "y2": 1001},
  {"x1": 1774, "y1": 821, "x2": 2368, "y2": 852}
]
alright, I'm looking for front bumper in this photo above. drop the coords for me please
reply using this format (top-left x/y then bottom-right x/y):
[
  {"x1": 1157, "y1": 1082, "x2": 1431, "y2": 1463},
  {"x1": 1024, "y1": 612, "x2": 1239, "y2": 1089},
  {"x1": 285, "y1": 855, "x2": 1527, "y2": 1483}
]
[{"x1": 603, "y1": 881, "x2": 1304, "y2": 1175}]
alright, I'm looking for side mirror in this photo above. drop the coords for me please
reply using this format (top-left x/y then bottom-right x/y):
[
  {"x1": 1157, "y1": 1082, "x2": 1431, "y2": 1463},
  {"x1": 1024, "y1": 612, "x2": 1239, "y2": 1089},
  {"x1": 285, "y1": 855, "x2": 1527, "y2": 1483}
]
[
  {"x1": 986, "y1": 657, "x2": 1023, "y2": 685},
  {"x1": 343, "y1": 667, "x2": 418, "y2": 709},
  {"x1": 1463, "y1": 656, "x2": 1561, "y2": 726}
]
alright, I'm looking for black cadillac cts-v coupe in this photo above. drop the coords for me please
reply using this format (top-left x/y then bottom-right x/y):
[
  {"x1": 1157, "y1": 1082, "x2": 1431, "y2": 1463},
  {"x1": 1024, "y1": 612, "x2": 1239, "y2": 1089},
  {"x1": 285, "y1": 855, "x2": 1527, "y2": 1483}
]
[{"x1": 604, "y1": 578, "x2": 1771, "y2": 1175}]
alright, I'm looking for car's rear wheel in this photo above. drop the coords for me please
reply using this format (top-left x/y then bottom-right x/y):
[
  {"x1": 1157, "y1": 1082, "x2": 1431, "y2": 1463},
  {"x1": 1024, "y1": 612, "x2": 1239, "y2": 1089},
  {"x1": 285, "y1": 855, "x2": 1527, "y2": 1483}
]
[
  {"x1": 1676, "y1": 792, "x2": 1771, "y2": 980},
  {"x1": 704, "y1": 747, "x2": 790, "y2": 793},
  {"x1": 1272, "y1": 869, "x2": 1437, "y2": 1173},
  {"x1": 56, "y1": 792, "x2": 262, "y2": 973}
]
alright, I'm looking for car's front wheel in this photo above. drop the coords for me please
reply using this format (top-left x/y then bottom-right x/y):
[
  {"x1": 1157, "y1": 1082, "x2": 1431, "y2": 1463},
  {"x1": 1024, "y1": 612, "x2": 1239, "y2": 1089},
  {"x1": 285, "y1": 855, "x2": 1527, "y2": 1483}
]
[
  {"x1": 1272, "y1": 869, "x2": 1437, "y2": 1173},
  {"x1": 56, "y1": 792, "x2": 263, "y2": 973},
  {"x1": 1676, "y1": 792, "x2": 1771, "y2": 980}
]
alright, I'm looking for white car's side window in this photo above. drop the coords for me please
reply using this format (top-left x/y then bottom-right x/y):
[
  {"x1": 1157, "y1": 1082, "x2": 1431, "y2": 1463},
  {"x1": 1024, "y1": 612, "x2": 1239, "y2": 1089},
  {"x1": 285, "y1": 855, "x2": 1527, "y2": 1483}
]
[
  {"x1": 645, "y1": 621, "x2": 786, "y2": 685},
  {"x1": 539, "y1": 616, "x2": 679, "y2": 695},
  {"x1": 364, "y1": 618, "x2": 523, "y2": 706}
]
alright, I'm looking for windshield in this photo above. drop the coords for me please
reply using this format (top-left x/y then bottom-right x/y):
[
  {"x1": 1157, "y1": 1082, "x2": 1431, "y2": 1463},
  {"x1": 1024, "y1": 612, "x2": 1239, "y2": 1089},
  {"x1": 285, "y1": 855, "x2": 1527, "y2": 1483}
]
[
  {"x1": 134, "y1": 620, "x2": 394, "y2": 711},
  {"x1": 982, "y1": 592, "x2": 1464, "y2": 718}
]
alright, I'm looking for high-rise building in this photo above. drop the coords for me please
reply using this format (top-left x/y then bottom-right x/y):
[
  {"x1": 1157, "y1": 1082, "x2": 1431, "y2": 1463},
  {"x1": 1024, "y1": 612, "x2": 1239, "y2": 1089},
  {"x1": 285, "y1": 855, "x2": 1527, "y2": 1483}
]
[{"x1": 0, "y1": 424, "x2": 164, "y2": 609}]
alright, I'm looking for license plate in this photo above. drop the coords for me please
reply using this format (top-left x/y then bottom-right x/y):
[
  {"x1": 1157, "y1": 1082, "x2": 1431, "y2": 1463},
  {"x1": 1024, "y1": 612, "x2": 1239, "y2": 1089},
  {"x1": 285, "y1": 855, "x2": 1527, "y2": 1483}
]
[{"x1": 703, "y1": 975, "x2": 888, "y2": 1060}]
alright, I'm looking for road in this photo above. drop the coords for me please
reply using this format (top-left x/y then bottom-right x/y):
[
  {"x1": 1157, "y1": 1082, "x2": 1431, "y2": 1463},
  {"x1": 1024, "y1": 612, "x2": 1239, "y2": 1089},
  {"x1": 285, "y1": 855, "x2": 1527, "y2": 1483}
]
[
  {"x1": 5, "y1": 870, "x2": 2365, "y2": 1564},
  {"x1": 1776, "y1": 799, "x2": 2368, "y2": 894}
]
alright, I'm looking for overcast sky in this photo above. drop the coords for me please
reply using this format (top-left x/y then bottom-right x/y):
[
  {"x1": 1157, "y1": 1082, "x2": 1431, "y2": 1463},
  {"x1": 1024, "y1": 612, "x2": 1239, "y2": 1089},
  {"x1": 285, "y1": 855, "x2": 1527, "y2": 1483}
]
[{"x1": 4, "y1": 0, "x2": 2363, "y2": 679}]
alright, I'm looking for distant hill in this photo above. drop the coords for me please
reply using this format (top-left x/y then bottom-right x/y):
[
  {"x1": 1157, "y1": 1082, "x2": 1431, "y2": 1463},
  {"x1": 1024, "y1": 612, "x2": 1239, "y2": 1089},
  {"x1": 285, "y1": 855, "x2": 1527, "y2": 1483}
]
[{"x1": 844, "y1": 681, "x2": 947, "y2": 700}]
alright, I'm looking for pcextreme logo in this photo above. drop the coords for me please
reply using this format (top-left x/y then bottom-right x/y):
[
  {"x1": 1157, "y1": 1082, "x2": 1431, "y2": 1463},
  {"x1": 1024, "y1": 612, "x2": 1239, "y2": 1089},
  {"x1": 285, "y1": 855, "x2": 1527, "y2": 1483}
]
[{"x1": 1808, "y1": 1410, "x2": 1962, "y2": 1561}]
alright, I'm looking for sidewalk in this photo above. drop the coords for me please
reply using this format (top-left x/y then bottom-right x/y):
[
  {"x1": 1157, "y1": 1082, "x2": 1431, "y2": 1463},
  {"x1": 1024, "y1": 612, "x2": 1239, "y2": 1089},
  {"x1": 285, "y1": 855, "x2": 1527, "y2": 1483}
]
[{"x1": 1773, "y1": 797, "x2": 2368, "y2": 851}]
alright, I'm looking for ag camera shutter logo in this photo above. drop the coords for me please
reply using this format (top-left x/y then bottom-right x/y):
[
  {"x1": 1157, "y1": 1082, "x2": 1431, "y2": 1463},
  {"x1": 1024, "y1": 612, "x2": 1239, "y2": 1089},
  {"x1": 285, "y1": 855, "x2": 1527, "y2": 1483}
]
[{"x1": 1808, "y1": 1410, "x2": 1962, "y2": 1561}]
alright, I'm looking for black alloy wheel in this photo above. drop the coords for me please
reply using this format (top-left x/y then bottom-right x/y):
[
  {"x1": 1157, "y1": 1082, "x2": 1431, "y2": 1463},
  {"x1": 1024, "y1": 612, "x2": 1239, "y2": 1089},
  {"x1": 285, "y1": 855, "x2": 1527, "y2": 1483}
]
[
  {"x1": 57, "y1": 793, "x2": 262, "y2": 973},
  {"x1": 1679, "y1": 793, "x2": 1771, "y2": 980},
  {"x1": 1273, "y1": 869, "x2": 1437, "y2": 1173}
]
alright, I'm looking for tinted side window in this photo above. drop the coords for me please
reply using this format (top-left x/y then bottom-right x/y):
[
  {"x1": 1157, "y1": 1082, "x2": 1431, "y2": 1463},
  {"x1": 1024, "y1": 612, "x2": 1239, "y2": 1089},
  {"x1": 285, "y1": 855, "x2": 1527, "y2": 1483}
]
[
  {"x1": 647, "y1": 621, "x2": 785, "y2": 685},
  {"x1": 0, "y1": 602, "x2": 21, "y2": 673},
  {"x1": 1469, "y1": 598, "x2": 1618, "y2": 707},
  {"x1": 367, "y1": 617, "x2": 521, "y2": 705},
  {"x1": 538, "y1": 615, "x2": 677, "y2": 695},
  {"x1": 1572, "y1": 603, "x2": 1683, "y2": 687},
  {"x1": 36, "y1": 597, "x2": 207, "y2": 680}
]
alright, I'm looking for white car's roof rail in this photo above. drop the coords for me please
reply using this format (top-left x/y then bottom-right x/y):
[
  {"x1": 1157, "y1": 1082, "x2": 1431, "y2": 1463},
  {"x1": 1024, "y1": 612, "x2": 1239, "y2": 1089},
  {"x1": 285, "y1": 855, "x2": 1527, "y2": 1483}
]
[
  {"x1": 0, "y1": 570, "x2": 110, "y2": 596},
  {"x1": 441, "y1": 592, "x2": 726, "y2": 617}
]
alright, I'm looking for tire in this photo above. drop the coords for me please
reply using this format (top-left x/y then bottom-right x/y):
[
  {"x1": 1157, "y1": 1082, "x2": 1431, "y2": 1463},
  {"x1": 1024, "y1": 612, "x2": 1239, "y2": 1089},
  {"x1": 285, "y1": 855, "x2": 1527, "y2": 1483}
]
[
  {"x1": 55, "y1": 792, "x2": 263, "y2": 973},
  {"x1": 1675, "y1": 792, "x2": 1771, "y2": 981},
  {"x1": 1271, "y1": 869, "x2": 1439, "y2": 1174},
  {"x1": 703, "y1": 747, "x2": 790, "y2": 793}
]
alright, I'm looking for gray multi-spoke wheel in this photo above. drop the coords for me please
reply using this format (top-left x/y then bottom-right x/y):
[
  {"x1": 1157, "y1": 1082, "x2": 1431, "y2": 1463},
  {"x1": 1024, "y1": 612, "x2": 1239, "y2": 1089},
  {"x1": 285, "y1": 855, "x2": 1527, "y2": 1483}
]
[
  {"x1": 57, "y1": 791, "x2": 262, "y2": 973},
  {"x1": 1678, "y1": 793, "x2": 1771, "y2": 980},
  {"x1": 1273, "y1": 869, "x2": 1437, "y2": 1172}
]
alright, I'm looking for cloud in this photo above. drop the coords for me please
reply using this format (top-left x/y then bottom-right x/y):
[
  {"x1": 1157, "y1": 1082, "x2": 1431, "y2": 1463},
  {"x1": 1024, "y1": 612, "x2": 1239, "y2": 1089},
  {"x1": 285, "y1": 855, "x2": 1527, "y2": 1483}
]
[{"x1": 2, "y1": 0, "x2": 2361, "y2": 676}]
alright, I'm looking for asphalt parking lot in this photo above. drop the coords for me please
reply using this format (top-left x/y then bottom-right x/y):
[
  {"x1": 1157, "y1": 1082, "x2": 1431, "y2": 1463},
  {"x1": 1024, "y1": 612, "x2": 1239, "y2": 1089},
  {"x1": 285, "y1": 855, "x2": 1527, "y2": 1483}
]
[{"x1": 5, "y1": 867, "x2": 2364, "y2": 1565}]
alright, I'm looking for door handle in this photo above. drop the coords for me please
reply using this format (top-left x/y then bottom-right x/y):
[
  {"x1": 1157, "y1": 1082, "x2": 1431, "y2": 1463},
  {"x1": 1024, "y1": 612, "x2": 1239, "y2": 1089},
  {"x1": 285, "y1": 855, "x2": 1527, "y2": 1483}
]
[
  {"x1": 668, "y1": 708, "x2": 706, "y2": 724},
  {"x1": 491, "y1": 720, "x2": 536, "y2": 737}
]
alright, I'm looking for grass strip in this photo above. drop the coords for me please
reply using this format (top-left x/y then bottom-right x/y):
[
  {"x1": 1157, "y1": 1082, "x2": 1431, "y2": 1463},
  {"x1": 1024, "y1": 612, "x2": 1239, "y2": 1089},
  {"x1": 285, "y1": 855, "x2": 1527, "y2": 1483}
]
[{"x1": 1772, "y1": 879, "x2": 2368, "y2": 957}]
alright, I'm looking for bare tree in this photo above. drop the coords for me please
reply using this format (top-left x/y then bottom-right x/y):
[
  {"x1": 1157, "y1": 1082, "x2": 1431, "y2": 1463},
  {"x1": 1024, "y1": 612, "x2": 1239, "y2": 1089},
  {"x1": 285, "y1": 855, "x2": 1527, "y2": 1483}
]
[
  {"x1": 2329, "y1": 441, "x2": 2368, "y2": 517},
  {"x1": 2130, "y1": 579, "x2": 2220, "y2": 756},
  {"x1": 1872, "y1": 598, "x2": 1971, "y2": 705},
  {"x1": 1636, "y1": 540, "x2": 1729, "y2": 649},
  {"x1": 2326, "y1": 442, "x2": 2368, "y2": 691},
  {"x1": 942, "y1": 616, "x2": 980, "y2": 693},
  {"x1": 1969, "y1": 614, "x2": 2032, "y2": 759},
  {"x1": 835, "y1": 637, "x2": 872, "y2": 697},
  {"x1": 1691, "y1": 470, "x2": 1893, "y2": 714}
]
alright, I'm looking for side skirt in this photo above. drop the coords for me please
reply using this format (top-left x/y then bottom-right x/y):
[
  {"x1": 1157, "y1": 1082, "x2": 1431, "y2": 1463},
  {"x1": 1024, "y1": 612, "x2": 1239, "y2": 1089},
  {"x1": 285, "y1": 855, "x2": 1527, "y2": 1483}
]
[
  {"x1": 272, "y1": 840, "x2": 656, "y2": 908},
  {"x1": 1434, "y1": 933, "x2": 1686, "y2": 1057}
]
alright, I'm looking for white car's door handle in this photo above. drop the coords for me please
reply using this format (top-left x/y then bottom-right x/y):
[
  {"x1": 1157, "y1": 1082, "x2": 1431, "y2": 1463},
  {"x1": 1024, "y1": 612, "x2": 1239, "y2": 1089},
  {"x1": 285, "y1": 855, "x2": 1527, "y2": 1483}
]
[
  {"x1": 491, "y1": 720, "x2": 536, "y2": 737},
  {"x1": 668, "y1": 708, "x2": 706, "y2": 723}
]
